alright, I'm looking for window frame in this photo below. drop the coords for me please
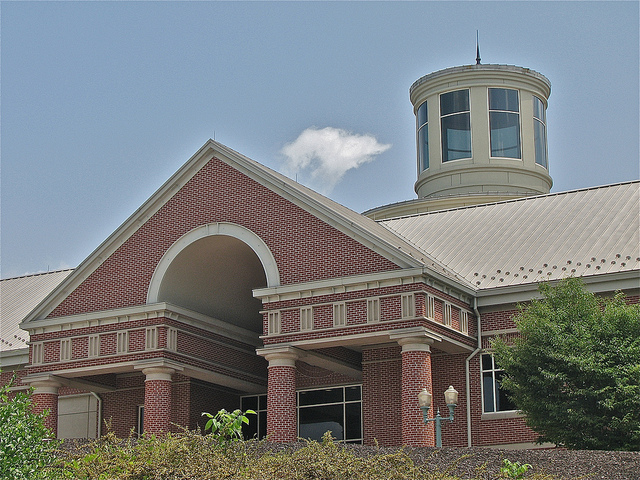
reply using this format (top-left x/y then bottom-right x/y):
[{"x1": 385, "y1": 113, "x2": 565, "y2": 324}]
[
  {"x1": 488, "y1": 88, "x2": 522, "y2": 159},
  {"x1": 297, "y1": 385, "x2": 363, "y2": 444},
  {"x1": 481, "y1": 353, "x2": 517, "y2": 414},
  {"x1": 533, "y1": 95, "x2": 548, "y2": 168},
  {"x1": 440, "y1": 89, "x2": 472, "y2": 163},
  {"x1": 417, "y1": 101, "x2": 429, "y2": 172}
]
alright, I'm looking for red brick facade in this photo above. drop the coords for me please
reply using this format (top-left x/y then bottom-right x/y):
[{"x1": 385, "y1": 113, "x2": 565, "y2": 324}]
[{"x1": 9, "y1": 144, "x2": 636, "y2": 449}]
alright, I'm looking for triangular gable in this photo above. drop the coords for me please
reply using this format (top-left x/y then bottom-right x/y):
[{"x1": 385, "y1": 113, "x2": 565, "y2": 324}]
[{"x1": 23, "y1": 140, "x2": 469, "y2": 324}]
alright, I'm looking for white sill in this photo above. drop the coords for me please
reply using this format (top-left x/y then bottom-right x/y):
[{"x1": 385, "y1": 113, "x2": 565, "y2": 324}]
[{"x1": 481, "y1": 410, "x2": 522, "y2": 421}]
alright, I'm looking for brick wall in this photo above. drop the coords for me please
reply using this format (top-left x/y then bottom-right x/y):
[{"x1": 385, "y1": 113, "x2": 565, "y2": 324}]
[
  {"x1": 432, "y1": 353, "x2": 468, "y2": 447},
  {"x1": 267, "y1": 365, "x2": 297, "y2": 442},
  {"x1": 48, "y1": 158, "x2": 400, "y2": 319},
  {"x1": 362, "y1": 346, "x2": 402, "y2": 447}
]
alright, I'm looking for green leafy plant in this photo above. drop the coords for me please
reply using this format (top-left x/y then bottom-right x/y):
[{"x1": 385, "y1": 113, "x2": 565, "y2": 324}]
[
  {"x1": 493, "y1": 277, "x2": 640, "y2": 450},
  {"x1": 201, "y1": 408, "x2": 255, "y2": 447},
  {"x1": 500, "y1": 458, "x2": 532, "y2": 479},
  {"x1": 0, "y1": 375, "x2": 60, "y2": 479}
]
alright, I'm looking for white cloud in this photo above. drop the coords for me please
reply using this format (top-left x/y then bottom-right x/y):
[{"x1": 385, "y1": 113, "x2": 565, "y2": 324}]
[{"x1": 280, "y1": 127, "x2": 391, "y2": 194}]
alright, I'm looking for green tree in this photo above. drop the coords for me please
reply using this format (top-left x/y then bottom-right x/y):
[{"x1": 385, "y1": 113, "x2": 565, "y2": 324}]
[
  {"x1": 492, "y1": 277, "x2": 640, "y2": 450},
  {"x1": 0, "y1": 375, "x2": 60, "y2": 479}
]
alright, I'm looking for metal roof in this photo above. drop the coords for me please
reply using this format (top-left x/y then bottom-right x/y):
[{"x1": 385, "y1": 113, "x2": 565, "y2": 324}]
[
  {"x1": 0, "y1": 270, "x2": 73, "y2": 352},
  {"x1": 379, "y1": 182, "x2": 640, "y2": 290}
]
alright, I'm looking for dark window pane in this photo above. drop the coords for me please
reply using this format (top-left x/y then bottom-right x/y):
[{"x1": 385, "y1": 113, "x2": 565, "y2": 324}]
[
  {"x1": 418, "y1": 125, "x2": 429, "y2": 170},
  {"x1": 441, "y1": 90, "x2": 469, "y2": 116},
  {"x1": 442, "y1": 113, "x2": 471, "y2": 162},
  {"x1": 481, "y1": 354, "x2": 493, "y2": 371},
  {"x1": 534, "y1": 120, "x2": 547, "y2": 167},
  {"x1": 299, "y1": 388, "x2": 343, "y2": 406},
  {"x1": 490, "y1": 111, "x2": 521, "y2": 158},
  {"x1": 259, "y1": 411, "x2": 267, "y2": 439},
  {"x1": 489, "y1": 88, "x2": 519, "y2": 112},
  {"x1": 345, "y1": 385, "x2": 361, "y2": 402},
  {"x1": 299, "y1": 404, "x2": 344, "y2": 441},
  {"x1": 533, "y1": 96, "x2": 546, "y2": 122},
  {"x1": 243, "y1": 414, "x2": 258, "y2": 440},
  {"x1": 242, "y1": 396, "x2": 258, "y2": 411},
  {"x1": 483, "y1": 373, "x2": 495, "y2": 413},
  {"x1": 258, "y1": 394, "x2": 267, "y2": 411},
  {"x1": 345, "y1": 402, "x2": 362, "y2": 440},
  {"x1": 417, "y1": 102, "x2": 428, "y2": 127},
  {"x1": 495, "y1": 371, "x2": 516, "y2": 411}
]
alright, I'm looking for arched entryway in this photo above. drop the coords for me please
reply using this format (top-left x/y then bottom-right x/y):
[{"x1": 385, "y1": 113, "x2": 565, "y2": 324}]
[{"x1": 147, "y1": 222, "x2": 279, "y2": 332}]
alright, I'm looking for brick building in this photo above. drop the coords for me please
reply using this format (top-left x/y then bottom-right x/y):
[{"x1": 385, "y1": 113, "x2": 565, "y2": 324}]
[{"x1": 1, "y1": 63, "x2": 638, "y2": 448}]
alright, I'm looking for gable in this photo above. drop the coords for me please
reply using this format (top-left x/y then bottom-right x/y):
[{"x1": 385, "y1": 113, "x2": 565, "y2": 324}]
[{"x1": 43, "y1": 149, "x2": 404, "y2": 320}]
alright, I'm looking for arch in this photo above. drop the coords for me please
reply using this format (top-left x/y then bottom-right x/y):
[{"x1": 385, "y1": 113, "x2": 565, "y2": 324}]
[{"x1": 147, "y1": 223, "x2": 280, "y2": 332}]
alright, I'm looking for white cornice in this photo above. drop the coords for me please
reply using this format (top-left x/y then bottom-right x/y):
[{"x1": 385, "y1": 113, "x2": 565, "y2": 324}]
[
  {"x1": 0, "y1": 347, "x2": 29, "y2": 368},
  {"x1": 253, "y1": 267, "x2": 475, "y2": 304},
  {"x1": 476, "y1": 270, "x2": 640, "y2": 307},
  {"x1": 20, "y1": 302, "x2": 260, "y2": 347}
]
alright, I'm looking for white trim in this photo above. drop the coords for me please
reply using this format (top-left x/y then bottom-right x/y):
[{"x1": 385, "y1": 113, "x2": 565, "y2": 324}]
[
  {"x1": 267, "y1": 311, "x2": 281, "y2": 335},
  {"x1": 253, "y1": 267, "x2": 475, "y2": 304},
  {"x1": 400, "y1": 293, "x2": 415, "y2": 319},
  {"x1": 300, "y1": 306, "x2": 313, "y2": 331},
  {"x1": 60, "y1": 338, "x2": 71, "y2": 361},
  {"x1": 88, "y1": 335, "x2": 100, "y2": 358},
  {"x1": 145, "y1": 327, "x2": 158, "y2": 351},
  {"x1": 147, "y1": 222, "x2": 281, "y2": 304},
  {"x1": 366, "y1": 298, "x2": 380, "y2": 323},
  {"x1": 22, "y1": 302, "x2": 260, "y2": 347},
  {"x1": 333, "y1": 302, "x2": 346, "y2": 327}
]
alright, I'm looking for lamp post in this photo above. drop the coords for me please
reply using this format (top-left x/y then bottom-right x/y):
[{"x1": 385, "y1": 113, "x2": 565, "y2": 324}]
[{"x1": 417, "y1": 385, "x2": 458, "y2": 447}]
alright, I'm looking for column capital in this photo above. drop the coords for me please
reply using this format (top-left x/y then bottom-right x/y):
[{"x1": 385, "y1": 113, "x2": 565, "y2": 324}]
[
  {"x1": 389, "y1": 327, "x2": 438, "y2": 353},
  {"x1": 133, "y1": 359, "x2": 183, "y2": 381},
  {"x1": 22, "y1": 373, "x2": 63, "y2": 394},
  {"x1": 256, "y1": 345, "x2": 300, "y2": 367},
  {"x1": 395, "y1": 337, "x2": 434, "y2": 353},
  {"x1": 141, "y1": 366, "x2": 175, "y2": 382}
]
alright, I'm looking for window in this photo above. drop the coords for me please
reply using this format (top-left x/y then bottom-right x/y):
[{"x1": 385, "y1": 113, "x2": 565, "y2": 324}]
[
  {"x1": 60, "y1": 339, "x2": 71, "y2": 361},
  {"x1": 441, "y1": 89, "x2": 471, "y2": 162},
  {"x1": 167, "y1": 328, "x2": 177, "y2": 352},
  {"x1": 443, "y1": 303, "x2": 452, "y2": 327},
  {"x1": 117, "y1": 331, "x2": 129, "y2": 354},
  {"x1": 366, "y1": 298, "x2": 380, "y2": 323},
  {"x1": 533, "y1": 96, "x2": 548, "y2": 168},
  {"x1": 145, "y1": 327, "x2": 158, "y2": 350},
  {"x1": 88, "y1": 335, "x2": 100, "y2": 358},
  {"x1": 137, "y1": 406, "x2": 144, "y2": 437},
  {"x1": 426, "y1": 295, "x2": 435, "y2": 319},
  {"x1": 401, "y1": 293, "x2": 415, "y2": 319},
  {"x1": 298, "y1": 385, "x2": 362, "y2": 443},
  {"x1": 481, "y1": 354, "x2": 516, "y2": 413},
  {"x1": 240, "y1": 394, "x2": 267, "y2": 440},
  {"x1": 32, "y1": 342, "x2": 44, "y2": 364},
  {"x1": 333, "y1": 302, "x2": 346, "y2": 327},
  {"x1": 268, "y1": 311, "x2": 281, "y2": 335},
  {"x1": 300, "y1": 306, "x2": 314, "y2": 331},
  {"x1": 489, "y1": 88, "x2": 521, "y2": 158},
  {"x1": 417, "y1": 101, "x2": 429, "y2": 171},
  {"x1": 460, "y1": 311, "x2": 469, "y2": 335}
]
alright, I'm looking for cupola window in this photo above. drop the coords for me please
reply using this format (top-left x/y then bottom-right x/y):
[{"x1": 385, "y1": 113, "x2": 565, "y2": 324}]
[
  {"x1": 417, "y1": 101, "x2": 429, "y2": 170},
  {"x1": 489, "y1": 88, "x2": 521, "y2": 159},
  {"x1": 533, "y1": 96, "x2": 548, "y2": 168},
  {"x1": 440, "y1": 89, "x2": 471, "y2": 162}
]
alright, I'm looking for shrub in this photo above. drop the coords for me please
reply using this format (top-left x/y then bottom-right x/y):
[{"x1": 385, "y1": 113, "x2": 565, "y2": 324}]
[{"x1": 0, "y1": 375, "x2": 60, "y2": 480}]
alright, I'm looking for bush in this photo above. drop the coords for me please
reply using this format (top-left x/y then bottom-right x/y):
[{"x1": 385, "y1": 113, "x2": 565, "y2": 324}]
[
  {"x1": 0, "y1": 375, "x2": 59, "y2": 480},
  {"x1": 57, "y1": 426, "x2": 577, "y2": 480}
]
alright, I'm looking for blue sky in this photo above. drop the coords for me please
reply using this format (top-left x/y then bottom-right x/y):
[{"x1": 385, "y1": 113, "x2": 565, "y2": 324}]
[{"x1": 1, "y1": 1, "x2": 638, "y2": 278}]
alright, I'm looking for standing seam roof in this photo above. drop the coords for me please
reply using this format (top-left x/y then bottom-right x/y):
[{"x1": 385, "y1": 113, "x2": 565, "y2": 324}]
[{"x1": 379, "y1": 182, "x2": 640, "y2": 289}]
